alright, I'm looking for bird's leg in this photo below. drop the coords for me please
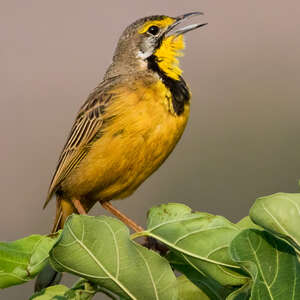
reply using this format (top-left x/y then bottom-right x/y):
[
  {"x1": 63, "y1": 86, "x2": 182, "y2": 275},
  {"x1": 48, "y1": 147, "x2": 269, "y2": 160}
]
[
  {"x1": 100, "y1": 201, "x2": 143, "y2": 232},
  {"x1": 72, "y1": 198, "x2": 87, "y2": 215},
  {"x1": 100, "y1": 202, "x2": 166, "y2": 255}
]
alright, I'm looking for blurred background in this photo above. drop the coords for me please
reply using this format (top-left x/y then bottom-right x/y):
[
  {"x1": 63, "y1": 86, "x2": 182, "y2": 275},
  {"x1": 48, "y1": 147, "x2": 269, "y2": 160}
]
[{"x1": 1, "y1": 0, "x2": 300, "y2": 298}]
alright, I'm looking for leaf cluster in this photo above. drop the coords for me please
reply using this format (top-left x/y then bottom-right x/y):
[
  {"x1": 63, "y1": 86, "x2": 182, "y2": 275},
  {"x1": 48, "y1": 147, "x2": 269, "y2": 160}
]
[{"x1": 1, "y1": 193, "x2": 300, "y2": 299}]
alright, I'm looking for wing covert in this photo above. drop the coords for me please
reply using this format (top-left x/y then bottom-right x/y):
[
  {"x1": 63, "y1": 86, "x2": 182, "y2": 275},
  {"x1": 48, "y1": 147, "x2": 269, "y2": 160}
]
[{"x1": 44, "y1": 78, "x2": 118, "y2": 208}]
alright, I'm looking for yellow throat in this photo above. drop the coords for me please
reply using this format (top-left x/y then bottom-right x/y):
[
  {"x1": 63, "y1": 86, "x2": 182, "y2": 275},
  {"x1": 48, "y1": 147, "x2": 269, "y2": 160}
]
[
  {"x1": 138, "y1": 17, "x2": 186, "y2": 80},
  {"x1": 154, "y1": 35, "x2": 185, "y2": 80}
]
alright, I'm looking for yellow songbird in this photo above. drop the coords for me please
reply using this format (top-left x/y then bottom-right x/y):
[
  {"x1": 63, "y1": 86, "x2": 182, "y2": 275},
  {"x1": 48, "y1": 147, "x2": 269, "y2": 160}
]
[
  {"x1": 44, "y1": 12, "x2": 207, "y2": 233},
  {"x1": 35, "y1": 12, "x2": 207, "y2": 292}
]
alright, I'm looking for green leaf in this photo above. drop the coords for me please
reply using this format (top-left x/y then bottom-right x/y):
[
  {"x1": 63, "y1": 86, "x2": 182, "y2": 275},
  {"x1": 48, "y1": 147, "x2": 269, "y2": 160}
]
[
  {"x1": 30, "y1": 284, "x2": 69, "y2": 299},
  {"x1": 0, "y1": 234, "x2": 59, "y2": 289},
  {"x1": 250, "y1": 193, "x2": 300, "y2": 254},
  {"x1": 63, "y1": 279, "x2": 98, "y2": 300},
  {"x1": 177, "y1": 275, "x2": 209, "y2": 300},
  {"x1": 236, "y1": 217, "x2": 262, "y2": 231},
  {"x1": 50, "y1": 214, "x2": 177, "y2": 300},
  {"x1": 230, "y1": 229, "x2": 300, "y2": 300},
  {"x1": 30, "y1": 280, "x2": 101, "y2": 300},
  {"x1": 167, "y1": 252, "x2": 233, "y2": 300},
  {"x1": 138, "y1": 203, "x2": 248, "y2": 286},
  {"x1": 226, "y1": 282, "x2": 251, "y2": 300}
]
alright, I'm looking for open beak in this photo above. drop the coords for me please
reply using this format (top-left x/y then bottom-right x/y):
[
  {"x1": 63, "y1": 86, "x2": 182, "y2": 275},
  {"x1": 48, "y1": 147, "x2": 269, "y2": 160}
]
[{"x1": 166, "y1": 12, "x2": 207, "y2": 36}]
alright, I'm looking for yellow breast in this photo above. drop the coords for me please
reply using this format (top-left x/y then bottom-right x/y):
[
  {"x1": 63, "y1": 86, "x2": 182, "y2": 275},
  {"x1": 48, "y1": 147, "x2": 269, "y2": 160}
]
[{"x1": 62, "y1": 78, "x2": 190, "y2": 204}]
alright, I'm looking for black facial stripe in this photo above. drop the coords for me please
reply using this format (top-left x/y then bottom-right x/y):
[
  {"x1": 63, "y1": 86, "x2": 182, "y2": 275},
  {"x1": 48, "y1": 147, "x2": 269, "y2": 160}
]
[
  {"x1": 147, "y1": 55, "x2": 190, "y2": 115},
  {"x1": 150, "y1": 34, "x2": 163, "y2": 52}
]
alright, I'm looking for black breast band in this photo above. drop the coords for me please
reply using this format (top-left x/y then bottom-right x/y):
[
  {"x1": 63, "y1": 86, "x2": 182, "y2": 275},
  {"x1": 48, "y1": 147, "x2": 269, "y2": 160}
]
[{"x1": 147, "y1": 55, "x2": 190, "y2": 115}]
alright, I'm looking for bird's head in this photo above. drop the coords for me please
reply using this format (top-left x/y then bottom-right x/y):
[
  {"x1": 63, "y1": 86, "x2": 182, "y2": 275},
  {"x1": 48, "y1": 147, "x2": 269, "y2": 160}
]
[{"x1": 109, "y1": 12, "x2": 207, "y2": 80}]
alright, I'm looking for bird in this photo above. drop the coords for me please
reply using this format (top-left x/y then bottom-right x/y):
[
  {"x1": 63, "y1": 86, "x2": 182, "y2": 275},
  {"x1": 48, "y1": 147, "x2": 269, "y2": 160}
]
[
  {"x1": 35, "y1": 12, "x2": 207, "y2": 291},
  {"x1": 43, "y1": 12, "x2": 207, "y2": 234}
]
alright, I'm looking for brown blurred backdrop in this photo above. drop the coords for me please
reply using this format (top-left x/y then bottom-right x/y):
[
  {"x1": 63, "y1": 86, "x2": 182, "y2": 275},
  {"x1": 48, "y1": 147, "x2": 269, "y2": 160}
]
[{"x1": 1, "y1": 1, "x2": 300, "y2": 299}]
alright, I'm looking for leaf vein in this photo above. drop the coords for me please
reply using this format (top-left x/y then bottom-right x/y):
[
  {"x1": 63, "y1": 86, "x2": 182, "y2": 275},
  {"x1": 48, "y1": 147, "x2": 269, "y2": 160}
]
[
  {"x1": 247, "y1": 234, "x2": 274, "y2": 300},
  {"x1": 135, "y1": 247, "x2": 159, "y2": 300},
  {"x1": 100, "y1": 220, "x2": 120, "y2": 279},
  {"x1": 146, "y1": 232, "x2": 239, "y2": 268},
  {"x1": 65, "y1": 222, "x2": 137, "y2": 300}
]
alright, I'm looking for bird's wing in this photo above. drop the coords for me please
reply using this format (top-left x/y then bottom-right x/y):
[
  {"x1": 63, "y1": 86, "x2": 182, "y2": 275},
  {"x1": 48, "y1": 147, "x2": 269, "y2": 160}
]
[{"x1": 43, "y1": 77, "x2": 119, "y2": 208}]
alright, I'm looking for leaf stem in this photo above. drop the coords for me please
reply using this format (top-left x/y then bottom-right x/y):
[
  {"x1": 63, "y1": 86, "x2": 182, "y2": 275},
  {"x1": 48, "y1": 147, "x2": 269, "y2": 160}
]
[{"x1": 130, "y1": 231, "x2": 147, "y2": 240}]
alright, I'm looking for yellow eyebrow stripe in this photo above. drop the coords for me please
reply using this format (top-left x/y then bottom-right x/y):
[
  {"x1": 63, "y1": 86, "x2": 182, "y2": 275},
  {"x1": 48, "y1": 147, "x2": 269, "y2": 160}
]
[{"x1": 138, "y1": 17, "x2": 175, "y2": 34}]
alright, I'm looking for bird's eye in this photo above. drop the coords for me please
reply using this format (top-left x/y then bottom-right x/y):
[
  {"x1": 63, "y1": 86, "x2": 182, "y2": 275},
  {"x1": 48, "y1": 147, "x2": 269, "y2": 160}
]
[{"x1": 147, "y1": 25, "x2": 159, "y2": 36}]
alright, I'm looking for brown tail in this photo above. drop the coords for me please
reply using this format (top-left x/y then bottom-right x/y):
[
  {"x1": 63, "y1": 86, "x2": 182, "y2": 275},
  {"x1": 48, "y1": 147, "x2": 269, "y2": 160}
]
[{"x1": 51, "y1": 195, "x2": 76, "y2": 233}]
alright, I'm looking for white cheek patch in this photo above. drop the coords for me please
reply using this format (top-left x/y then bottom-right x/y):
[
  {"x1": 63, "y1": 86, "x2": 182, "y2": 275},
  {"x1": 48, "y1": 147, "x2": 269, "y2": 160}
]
[{"x1": 137, "y1": 49, "x2": 153, "y2": 60}]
